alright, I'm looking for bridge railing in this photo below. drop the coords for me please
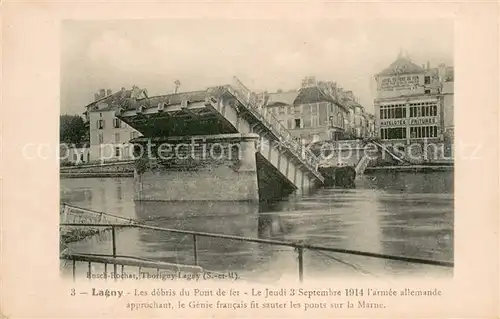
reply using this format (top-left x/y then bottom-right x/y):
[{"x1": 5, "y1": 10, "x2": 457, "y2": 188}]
[
  {"x1": 229, "y1": 77, "x2": 320, "y2": 174},
  {"x1": 60, "y1": 203, "x2": 137, "y2": 226},
  {"x1": 61, "y1": 222, "x2": 453, "y2": 283}
]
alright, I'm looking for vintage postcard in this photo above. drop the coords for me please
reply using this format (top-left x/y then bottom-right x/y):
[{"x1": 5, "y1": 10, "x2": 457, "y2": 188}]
[{"x1": 1, "y1": 1, "x2": 498, "y2": 318}]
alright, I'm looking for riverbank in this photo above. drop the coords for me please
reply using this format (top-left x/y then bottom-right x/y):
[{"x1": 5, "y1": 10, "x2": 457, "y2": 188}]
[
  {"x1": 365, "y1": 164, "x2": 453, "y2": 173},
  {"x1": 60, "y1": 161, "x2": 134, "y2": 179}
]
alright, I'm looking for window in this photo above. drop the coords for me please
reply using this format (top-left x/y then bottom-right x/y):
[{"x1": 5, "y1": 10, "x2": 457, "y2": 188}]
[
  {"x1": 303, "y1": 105, "x2": 311, "y2": 115},
  {"x1": 288, "y1": 106, "x2": 293, "y2": 115},
  {"x1": 425, "y1": 89, "x2": 431, "y2": 95},
  {"x1": 312, "y1": 116, "x2": 319, "y2": 127},
  {"x1": 114, "y1": 132, "x2": 120, "y2": 143},
  {"x1": 303, "y1": 118, "x2": 311, "y2": 128},
  {"x1": 380, "y1": 104, "x2": 406, "y2": 119},
  {"x1": 295, "y1": 119, "x2": 301, "y2": 128},
  {"x1": 100, "y1": 113, "x2": 103, "y2": 118},
  {"x1": 73, "y1": 154, "x2": 77, "y2": 161},
  {"x1": 424, "y1": 76, "x2": 431, "y2": 85},
  {"x1": 380, "y1": 127, "x2": 406, "y2": 140},
  {"x1": 294, "y1": 105, "x2": 300, "y2": 114},
  {"x1": 115, "y1": 147, "x2": 120, "y2": 157},
  {"x1": 311, "y1": 104, "x2": 318, "y2": 115},
  {"x1": 97, "y1": 119, "x2": 105, "y2": 129},
  {"x1": 113, "y1": 118, "x2": 121, "y2": 128},
  {"x1": 279, "y1": 106, "x2": 285, "y2": 115},
  {"x1": 395, "y1": 108, "x2": 402, "y2": 118},
  {"x1": 410, "y1": 126, "x2": 438, "y2": 138},
  {"x1": 130, "y1": 131, "x2": 138, "y2": 140},
  {"x1": 409, "y1": 102, "x2": 437, "y2": 118},
  {"x1": 98, "y1": 133, "x2": 104, "y2": 144}
]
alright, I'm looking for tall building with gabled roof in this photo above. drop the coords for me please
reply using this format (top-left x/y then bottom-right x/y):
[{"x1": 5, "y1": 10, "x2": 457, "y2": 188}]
[
  {"x1": 263, "y1": 77, "x2": 373, "y2": 144},
  {"x1": 374, "y1": 52, "x2": 454, "y2": 162},
  {"x1": 84, "y1": 88, "x2": 143, "y2": 162}
]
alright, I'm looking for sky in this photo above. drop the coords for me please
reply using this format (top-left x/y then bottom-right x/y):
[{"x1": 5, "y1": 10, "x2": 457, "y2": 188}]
[{"x1": 61, "y1": 19, "x2": 453, "y2": 115}]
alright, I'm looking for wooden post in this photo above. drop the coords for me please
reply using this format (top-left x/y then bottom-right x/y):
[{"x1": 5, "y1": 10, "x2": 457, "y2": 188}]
[
  {"x1": 111, "y1": 226, "x2": 117, "y2": 257},
  {"x1": 298, "y1": 247, "x2": 304, "y2": 283},
  {"x1": 112, "y1": 226, "x2": 117, "y2": 277},
  {"x1": 193, "y1": 235, "x2": 198, "y2": 266},
  {"x1": 88, "y1": 262, "x2": 92, "y2": 281}
]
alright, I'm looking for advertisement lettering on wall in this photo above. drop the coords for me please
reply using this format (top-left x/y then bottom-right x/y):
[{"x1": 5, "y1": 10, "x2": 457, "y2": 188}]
[
  {"x1": 380, "y1": 75, "x2": 420, "y2": 91},
  {"x1": 409, "y1": 118, "x2": 437, "y2": 125},
  {"x1": 380, "y1": 119, "x2": 407, "y2": 126},
  {"x1": 380, "y1": 117, "x2": 437, "y2": 127}
]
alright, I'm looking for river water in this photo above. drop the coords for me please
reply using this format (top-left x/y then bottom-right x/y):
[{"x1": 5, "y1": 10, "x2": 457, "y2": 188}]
[{"x1": 60, "y1": 171, "x2": 453, "y2": 280}]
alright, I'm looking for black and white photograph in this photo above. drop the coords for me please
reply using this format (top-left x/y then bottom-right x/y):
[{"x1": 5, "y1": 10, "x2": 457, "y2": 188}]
[
  {"x1": 4, "y1": 0, "x2": 500, "y2": 317},
  {"x1": 58, "y1": 19, "x2": 456, "y2": 283}
]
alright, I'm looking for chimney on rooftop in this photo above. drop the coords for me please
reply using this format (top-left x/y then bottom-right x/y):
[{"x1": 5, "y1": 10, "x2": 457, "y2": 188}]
[
  {"x1": 99, "y1": 89, "x2": 106, "y2": 99},
  {"x1": 94, "y1": 93, "x2": 99, "y2": 101},
  {"x1": 301, "y1": 76, "x2": 316, "y2": 88},
  {"x1": 438, "y1": 63, "x2": 446, "y2": 82},
  {"x1": 106, "y1": 89, "x2": 112, "y2": 96},
  {"x1": 174, "y1": 80, "x2": 181, "y2": 94}
]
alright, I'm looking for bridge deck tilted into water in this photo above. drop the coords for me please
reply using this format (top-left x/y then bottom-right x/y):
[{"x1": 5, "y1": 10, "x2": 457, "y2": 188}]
[{"x1": 114, "y1": 77, "x2": 324, "y2": 201}]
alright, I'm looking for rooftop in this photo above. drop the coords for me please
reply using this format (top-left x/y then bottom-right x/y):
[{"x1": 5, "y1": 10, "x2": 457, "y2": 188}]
[
  {"x1": 377, "y1": 55, "x2": 426, "y2": 77},
  {"x1": 266, "y1": 91, "x2": 300, "y2": 106}
]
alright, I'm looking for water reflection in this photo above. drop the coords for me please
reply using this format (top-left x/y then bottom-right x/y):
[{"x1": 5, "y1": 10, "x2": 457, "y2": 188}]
[
  {"x1": 130, "y1": 201, "x2": 262, "y2": 271},
  {"x1": 61, "y1": 172, "x2": 453, "y2": 278},
  {"x1": 61, "y1": 178, "x2": 136, "y2": 218}
]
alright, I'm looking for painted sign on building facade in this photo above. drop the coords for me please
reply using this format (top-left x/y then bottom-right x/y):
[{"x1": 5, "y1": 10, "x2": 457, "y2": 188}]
[
  {"x1": 409, "y1": 117, "x2": 438, "y2": 125},
  {"x1": 379, "y1": 75, "x2": 420, "y2": 91},
  {"x1": 380, "y1": 117, "x2": 438, "y2": 127},
  {"x1": 380, "y1": 119, "x2": 407, "y2": 126}
]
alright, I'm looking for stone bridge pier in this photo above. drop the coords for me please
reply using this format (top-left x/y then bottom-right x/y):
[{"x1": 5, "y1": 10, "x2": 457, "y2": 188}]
[{"x1": 132, "y1": 134, "x2": 260, "y2": 202}]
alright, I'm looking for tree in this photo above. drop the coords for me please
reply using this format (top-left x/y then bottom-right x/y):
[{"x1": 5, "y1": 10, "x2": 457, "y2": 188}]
[{"x1": 60, "y1": 115, "x2": 88, "y2": 147}]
